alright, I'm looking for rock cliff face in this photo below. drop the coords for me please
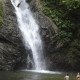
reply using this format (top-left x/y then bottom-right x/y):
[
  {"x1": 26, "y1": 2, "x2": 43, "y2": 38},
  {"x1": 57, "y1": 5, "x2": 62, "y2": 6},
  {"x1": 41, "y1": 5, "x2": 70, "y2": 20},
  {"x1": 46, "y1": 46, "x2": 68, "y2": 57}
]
[
  {"x1": 0, "y1": 0, "x2": 28, "y2": 70},
  {"x1": 28, "y1": 0, "x2": 61, "y2": 70},
  {"x1": 0, "y1": 0, "x2": 62, "y2": 71},
  {"x1": 28, "y1": 0, "x2": 79, "y2": 71}
]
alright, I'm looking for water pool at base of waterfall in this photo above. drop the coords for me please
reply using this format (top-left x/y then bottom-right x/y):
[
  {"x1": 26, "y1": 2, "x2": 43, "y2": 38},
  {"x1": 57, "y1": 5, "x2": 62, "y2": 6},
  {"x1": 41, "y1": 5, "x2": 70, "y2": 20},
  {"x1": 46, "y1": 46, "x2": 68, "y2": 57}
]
[{"x1": 0, "y1": 71, "x2": 76, "y2": 80}]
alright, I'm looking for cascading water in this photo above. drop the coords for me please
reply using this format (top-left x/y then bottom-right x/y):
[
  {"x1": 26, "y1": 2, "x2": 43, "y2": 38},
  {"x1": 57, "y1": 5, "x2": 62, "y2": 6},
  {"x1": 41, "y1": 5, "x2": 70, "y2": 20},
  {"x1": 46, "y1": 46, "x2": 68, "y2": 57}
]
[{"x1": 10, "y1": 0, "x2": 46, "y2": 70}]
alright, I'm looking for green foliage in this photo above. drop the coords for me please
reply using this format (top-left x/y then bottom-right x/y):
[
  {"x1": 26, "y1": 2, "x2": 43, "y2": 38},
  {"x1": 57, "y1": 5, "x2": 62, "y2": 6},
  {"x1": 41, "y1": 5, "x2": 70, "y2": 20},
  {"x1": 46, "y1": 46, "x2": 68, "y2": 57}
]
[
  {"x1": 41, "y1": 0, "x2": 80, "y2": 70},
  {"x1": 42, "y1": 0, "x2": 80, "y2": 10},
  {"x1": 41, "y1": 1, "x2": 77, "y2": 44},
  {"x1": 69, "y1": 39, "x2": 80, "y2": 64},
  {"x1": 61, "y1": 0, "x2": 80, "y2": 10},
  {"x1": 41, "y1": 0, "x2": 80, "y2": 53},
  {"x1": 0, "y1": 1, "x2": 3, "y2": 26}
]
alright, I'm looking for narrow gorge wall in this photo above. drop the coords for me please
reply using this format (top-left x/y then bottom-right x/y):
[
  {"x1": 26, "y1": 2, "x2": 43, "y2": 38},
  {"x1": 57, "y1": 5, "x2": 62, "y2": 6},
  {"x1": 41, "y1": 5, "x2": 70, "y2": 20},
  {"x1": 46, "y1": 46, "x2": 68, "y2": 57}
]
[
  {"x1": 28, "y1": 0, "x2": 61, "y2": 70},
  {"x1": 0, "y1": 0, "x2": 28, "y2": 70},
  {"x1": 0, "y1": 0, "x2": 61, "y2": 71}
]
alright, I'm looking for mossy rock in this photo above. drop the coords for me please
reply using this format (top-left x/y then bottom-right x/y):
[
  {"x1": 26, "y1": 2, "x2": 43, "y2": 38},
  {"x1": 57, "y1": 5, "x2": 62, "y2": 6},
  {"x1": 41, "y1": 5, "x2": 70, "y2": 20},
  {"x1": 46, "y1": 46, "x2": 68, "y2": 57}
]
[
  {"x1": 26, "y1": 0, "x2": 32, "y2": 3},
  {"x1": 0, "y1": 1, "x2": 3, "y2": 26},
  {"x1": 0, "y1": 53, "x2": 2, "y2": 58},
  {"x1": 0, "y1": 52, "x2": 2, "y2": 63}
]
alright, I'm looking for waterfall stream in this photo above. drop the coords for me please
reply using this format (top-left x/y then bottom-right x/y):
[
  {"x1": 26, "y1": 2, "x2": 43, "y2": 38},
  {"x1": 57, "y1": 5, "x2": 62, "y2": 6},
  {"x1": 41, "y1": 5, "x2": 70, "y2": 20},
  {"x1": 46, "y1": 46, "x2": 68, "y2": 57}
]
[{"x1": 10, "y1": 0, "x2": 46, "y2": 70}]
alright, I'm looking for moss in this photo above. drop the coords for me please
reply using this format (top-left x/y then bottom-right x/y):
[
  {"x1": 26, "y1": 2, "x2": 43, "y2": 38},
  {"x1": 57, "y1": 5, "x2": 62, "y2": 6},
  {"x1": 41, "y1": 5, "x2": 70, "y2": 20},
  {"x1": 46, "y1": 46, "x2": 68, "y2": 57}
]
[
  {"x1": 0, "y1": 52, "x2": 2, "y2": 63},
  {"x1": 41, "y1": 0, "x2": 80, "y2": 44},
  {"x1": 0, "y1": 1, "x2": 3, "y2": 26},
  {"x1": 26, "y1": 0, "x2": 32, "y2": 3},
  {"x1": 0, "y1": 16, "x2": 3, "y2": 25},
  {"x1": 5, "y1": 1, "x2": 12, "y2": 8},
  {"x1": 0, "y1": 53, "x2": 2, "y2": 58}
]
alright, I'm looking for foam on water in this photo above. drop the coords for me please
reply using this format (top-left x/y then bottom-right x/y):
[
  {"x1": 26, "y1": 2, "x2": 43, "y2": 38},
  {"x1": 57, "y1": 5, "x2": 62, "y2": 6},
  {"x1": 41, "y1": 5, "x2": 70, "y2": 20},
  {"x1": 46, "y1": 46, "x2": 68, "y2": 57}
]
[{"x1": 22, "y1": 69, "x2": 61, "y2": 74}]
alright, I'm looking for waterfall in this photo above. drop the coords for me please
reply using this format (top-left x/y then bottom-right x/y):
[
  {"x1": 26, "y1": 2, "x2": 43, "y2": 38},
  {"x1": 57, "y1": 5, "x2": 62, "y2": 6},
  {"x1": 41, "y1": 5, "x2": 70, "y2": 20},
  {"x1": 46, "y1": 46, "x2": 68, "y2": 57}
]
[{"x1": 10, "y1": 0, "x2": 46, "y2": 70}]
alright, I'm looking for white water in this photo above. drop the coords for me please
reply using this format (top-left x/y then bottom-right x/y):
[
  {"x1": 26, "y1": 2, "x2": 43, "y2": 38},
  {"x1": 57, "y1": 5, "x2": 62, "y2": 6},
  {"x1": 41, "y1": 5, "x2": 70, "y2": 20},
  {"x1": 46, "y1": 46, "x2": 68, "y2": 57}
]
[
  {"x1": 10, "y1": 0, "x2": 46, "y2": 70},
  {"x1": 23, "y1": 70, "x2": 61, "y2": 74}
]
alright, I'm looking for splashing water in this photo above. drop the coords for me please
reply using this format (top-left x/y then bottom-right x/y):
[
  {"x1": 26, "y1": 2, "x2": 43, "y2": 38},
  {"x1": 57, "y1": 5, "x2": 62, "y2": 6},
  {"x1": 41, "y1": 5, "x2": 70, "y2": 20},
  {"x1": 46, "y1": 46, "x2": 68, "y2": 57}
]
[{"x1": 10, "y1": 0, "x2": 46, "y2": 70}]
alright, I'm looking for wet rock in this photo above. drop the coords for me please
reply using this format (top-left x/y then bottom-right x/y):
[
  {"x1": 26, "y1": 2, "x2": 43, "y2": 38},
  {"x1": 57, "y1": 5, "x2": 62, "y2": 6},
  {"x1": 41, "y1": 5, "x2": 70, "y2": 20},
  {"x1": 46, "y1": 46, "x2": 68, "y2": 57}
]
[
  {"x1": 0, "y1": 0, "x2": 67, "y2": 71},
  {"x1": 27, "y1": 0, "x2": 75, "y2": 71},
  {"x1": 28, "y1": 0, "x2": 59, "y2": 70},
  {"x1": 0, "y1": 0, "x2": 28, "y2": 71}
]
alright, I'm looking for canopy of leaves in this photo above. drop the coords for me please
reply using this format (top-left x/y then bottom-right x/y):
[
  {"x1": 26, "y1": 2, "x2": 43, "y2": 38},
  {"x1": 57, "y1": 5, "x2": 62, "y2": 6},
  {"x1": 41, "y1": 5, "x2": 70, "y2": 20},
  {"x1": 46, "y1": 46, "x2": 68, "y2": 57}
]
[
  {"x1": 61, "y1": 0, "x2": 80, "y2": 10},
  {"x1": 41, "y1": 0, "x2": 80, "y2": 63},
  {"x1": 42, "y1": 0, "x2": 80, "y2": 10}
]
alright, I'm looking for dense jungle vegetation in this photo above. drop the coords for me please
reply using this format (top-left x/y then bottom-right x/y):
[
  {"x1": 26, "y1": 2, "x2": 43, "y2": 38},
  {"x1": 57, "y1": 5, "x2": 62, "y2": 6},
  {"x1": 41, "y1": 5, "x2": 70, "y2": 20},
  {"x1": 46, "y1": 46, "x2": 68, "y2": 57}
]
[{"x1": 41, "y1": 0, "x2": 80, "y2": 69}]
